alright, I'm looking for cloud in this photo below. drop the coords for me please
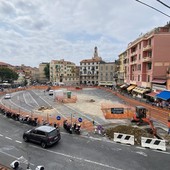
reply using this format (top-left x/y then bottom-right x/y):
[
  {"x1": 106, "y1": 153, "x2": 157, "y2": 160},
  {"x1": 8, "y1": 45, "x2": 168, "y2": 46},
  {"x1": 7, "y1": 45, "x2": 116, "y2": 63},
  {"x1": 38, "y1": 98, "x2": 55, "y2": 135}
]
[{"x1": 0, "y1": 0, "x2": 169, "y2": 67}]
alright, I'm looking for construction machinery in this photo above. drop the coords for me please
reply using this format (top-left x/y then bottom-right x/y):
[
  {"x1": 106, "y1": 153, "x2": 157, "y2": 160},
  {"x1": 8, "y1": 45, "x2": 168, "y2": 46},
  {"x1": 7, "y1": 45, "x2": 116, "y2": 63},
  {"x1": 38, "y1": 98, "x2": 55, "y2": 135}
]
[{"x1": 131, "y1": 106, "x2": 157, "y2": 135}]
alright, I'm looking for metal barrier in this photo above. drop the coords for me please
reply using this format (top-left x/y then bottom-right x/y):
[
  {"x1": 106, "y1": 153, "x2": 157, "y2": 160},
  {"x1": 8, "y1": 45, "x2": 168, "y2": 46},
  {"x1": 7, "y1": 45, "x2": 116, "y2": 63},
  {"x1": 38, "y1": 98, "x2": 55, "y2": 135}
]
[
  {"x1": 114, "y1": 133, "x2": 134, "y2": 145},
  {"x1": 141, "y1": 137, "x2": 166, "y2": 151}
]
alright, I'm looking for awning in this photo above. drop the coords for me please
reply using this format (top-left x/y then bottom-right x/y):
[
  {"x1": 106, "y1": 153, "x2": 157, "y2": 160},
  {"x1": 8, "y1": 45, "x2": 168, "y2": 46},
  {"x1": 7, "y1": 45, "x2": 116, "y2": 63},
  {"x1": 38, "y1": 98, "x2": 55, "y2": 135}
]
[
  {"x1": 156, "y1": 90, "x2": 170, "y2": 100},
  {"x1": 120, "y1": 84, "x2": 128, "y2": 89},
  {"x1": 145, "y1": 91, "x2": 158, "y2": 98},
  {"x1": 127, "y1": 85, "x2": 136, "y2": 91},
  {"x1": 133, "y1": 87, "x2": 150, "y2": 94},
  {"x1": 152, "y1": 79, "x2": 166, "y2": 84}
]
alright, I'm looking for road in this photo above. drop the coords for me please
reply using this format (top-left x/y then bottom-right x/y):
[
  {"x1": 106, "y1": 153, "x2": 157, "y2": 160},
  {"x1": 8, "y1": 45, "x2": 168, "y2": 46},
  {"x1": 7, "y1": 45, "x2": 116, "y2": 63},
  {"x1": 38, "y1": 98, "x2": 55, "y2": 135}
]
[
  {"x1": 0, "y1": 88, "x2": 170, "y2": 169},
  {"x1": 0, "y1": 113, "x2": 170, "y2": 170}
]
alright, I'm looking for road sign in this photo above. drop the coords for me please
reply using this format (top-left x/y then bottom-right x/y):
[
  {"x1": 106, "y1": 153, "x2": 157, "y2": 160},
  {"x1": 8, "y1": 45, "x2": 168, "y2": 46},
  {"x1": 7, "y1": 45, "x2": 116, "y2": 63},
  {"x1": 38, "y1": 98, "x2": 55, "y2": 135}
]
[
  {"x1": 78, "y1": 117, "x2": 82, "y2": 122},
  {"x1": 56, "y1": 116, "x2": 61, "y2": 120}
]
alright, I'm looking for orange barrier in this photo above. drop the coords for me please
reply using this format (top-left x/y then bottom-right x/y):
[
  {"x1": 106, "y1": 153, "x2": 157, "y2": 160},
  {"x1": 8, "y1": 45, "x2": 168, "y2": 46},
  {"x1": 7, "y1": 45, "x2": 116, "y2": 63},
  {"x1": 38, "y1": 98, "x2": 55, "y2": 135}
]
[{"x1": 101, "y1": 103, "x2": 134, "y2": 119}]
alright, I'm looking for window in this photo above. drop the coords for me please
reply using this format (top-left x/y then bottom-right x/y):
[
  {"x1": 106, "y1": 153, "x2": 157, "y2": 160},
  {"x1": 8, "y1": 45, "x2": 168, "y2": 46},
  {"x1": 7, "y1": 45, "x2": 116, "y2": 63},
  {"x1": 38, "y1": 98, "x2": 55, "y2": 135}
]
[
  {"x1": 111, "y1": 66, "x2": 113, "y2": 70},
  {"x1": 147, "y1": 75, "x2": 150, "y2": 82},
  {"x1": 138, "y1": 64, "x2": 141, "y2": 70},
  {"x1": 139, "y1": 43, "x2": 141, "y2": 49},
  {"x1": 37, "y1": 130, "x2": 46, "y2": 136},
  {"x1": 138, "y1": 75, "x2": 140, "y2": 81},
  {"x1": 101, "y1": 66, "x2": 103, "y2": 70},
  {"x1": 139, "y1": 54, "x2": 141, "y2": 60},
  {"x1": 147, "y1": 63, "x2": 152, "y2": 70},
  {"x1": 106, "y1": 66, "x2": 108, "y2": 70},
  {"x1": 148, "y1": 51, "x2": 152, "y2": 57}
]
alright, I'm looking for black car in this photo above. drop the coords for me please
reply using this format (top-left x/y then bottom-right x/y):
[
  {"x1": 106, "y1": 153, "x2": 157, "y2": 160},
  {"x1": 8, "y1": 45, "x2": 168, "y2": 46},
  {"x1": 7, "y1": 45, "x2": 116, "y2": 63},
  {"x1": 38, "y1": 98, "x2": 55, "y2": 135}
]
[{"x1": 23, "y1": 125, "x2": 61, "y2": 148}]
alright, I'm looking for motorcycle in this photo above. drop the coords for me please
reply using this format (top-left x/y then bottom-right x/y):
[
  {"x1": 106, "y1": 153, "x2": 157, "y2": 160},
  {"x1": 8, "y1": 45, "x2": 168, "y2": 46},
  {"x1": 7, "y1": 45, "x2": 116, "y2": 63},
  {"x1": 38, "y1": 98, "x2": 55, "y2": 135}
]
[
  {"x1": 72, "y1": 123, "x2": 81, "y2": 135},
  {"x1": 63, "y1": 120, "x2": 72, "y2": 134}
]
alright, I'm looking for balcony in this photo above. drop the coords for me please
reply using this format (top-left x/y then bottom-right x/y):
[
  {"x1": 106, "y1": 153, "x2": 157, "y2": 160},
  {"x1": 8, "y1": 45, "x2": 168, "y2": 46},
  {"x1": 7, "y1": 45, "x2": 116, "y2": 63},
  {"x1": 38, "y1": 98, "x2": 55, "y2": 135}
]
[
  {"x1": 130, "y1": 60, "x2": 137, "y2": 65},
  {"x1": 143, "y1": 45, "x2": 152, "y2": 51},
  {"x1": 131, "y1": 51, "x2": 137, "y2": 56},
  {"x1": 142, "y1": 56, "x2": 152, "y2": 62}
]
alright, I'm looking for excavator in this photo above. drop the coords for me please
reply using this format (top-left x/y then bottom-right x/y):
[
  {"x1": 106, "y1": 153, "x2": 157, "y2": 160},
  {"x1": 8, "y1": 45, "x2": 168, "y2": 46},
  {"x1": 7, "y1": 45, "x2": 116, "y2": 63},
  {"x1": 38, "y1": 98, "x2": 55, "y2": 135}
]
[{"x1": 131, "y1": 106, "x2": 157, "y2": 135}]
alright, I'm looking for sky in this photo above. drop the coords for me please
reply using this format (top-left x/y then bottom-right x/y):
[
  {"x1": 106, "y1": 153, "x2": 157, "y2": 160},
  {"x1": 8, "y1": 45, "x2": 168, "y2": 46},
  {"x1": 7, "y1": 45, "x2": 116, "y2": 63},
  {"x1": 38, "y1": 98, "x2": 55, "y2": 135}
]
[{"x1": 0, "y1": 0, "x2": 170, "y2": 67}]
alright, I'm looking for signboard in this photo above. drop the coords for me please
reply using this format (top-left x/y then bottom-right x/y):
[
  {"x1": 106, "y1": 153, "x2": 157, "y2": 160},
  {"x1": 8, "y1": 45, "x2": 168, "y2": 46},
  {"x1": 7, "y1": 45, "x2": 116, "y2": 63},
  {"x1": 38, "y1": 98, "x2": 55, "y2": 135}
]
[
  {"x1": 56, "y1": 116, "x2": 61, "y2": 120},
  {"x1": 78, "y1": 117, "x2": 82, "y2": 123},
  {"x1": 111, "y1": 108, "x2": 124, "y2": 114}
]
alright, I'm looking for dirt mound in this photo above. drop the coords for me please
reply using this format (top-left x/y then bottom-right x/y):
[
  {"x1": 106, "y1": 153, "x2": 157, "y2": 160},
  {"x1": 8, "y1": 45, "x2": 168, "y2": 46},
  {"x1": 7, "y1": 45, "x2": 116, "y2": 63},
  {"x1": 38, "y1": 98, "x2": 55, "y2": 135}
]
[{"x1": 105, "y1": 125, "x2": 154, "y2": 145}]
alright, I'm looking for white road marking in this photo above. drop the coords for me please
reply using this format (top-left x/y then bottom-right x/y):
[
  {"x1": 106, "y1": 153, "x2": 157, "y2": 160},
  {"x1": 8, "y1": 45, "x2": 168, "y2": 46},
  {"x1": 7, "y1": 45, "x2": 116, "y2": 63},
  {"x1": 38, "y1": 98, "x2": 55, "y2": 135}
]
[
  {"x1": 65, "y1": 104, "x2": 100, "y2": 124},
  {"x1": 0, "y1": 134, "x2": 3, "y2": 137},
  {"x1": 5, "y1": 136, "x2": 12, "y2": 140},
  {"x1": 26, "y1": 92, "x2": 40, "y2": 106},
  {"x1": 15, "y1": 140, "x2": 22, "y2": 144},
  {"x1": 23, "y1": 93, "x2": 35, "y2": 108},
  {"x1": 31, "y1": 145, "x2": 122, "y2": 170},
  {"x1": 32, "y1": 90, "x2": 67, "y2": 119},
  {"x1": 0, "y1": 150, "x2": 34, "y2": 166}
]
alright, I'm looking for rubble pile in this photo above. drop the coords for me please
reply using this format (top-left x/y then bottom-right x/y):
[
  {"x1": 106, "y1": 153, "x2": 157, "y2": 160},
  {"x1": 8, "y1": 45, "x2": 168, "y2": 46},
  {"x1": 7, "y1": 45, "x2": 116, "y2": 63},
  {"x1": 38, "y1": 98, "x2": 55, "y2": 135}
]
[{"x1": 105, "y1": 125, "x2": 154, "y2": 145}]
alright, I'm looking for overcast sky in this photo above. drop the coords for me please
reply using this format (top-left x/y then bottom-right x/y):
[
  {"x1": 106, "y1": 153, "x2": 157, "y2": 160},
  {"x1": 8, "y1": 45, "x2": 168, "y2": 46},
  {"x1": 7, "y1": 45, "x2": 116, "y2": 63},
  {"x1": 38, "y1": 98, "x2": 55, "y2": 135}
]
[{"x1": 0, "y1": 0, "x2": 169, "y2": 67}]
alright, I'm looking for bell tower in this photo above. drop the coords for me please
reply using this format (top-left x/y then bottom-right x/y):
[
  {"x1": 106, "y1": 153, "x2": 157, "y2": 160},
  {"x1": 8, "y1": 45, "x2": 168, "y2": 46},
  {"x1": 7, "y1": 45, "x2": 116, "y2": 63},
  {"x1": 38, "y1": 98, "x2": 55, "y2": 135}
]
[{"x1": 94, "y1": 46, "x2": 98, "y2": 58}]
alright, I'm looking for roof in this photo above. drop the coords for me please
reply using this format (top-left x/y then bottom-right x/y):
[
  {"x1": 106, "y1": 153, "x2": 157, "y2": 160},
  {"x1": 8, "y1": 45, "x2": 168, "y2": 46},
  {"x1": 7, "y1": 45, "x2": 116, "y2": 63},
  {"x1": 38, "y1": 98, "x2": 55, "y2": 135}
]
[
  {"x1": 145, "y1": 91, "x2": 158, "y2": 98},
  {"x1": 80, "y1": 58, "x2": 102, "y2": 63},
  {"x1": 156, "y1": 90, "x2": 170, "y2": 100},
  {"x1": 36, "y1": 125, "x2": 56, "y2": 132}
]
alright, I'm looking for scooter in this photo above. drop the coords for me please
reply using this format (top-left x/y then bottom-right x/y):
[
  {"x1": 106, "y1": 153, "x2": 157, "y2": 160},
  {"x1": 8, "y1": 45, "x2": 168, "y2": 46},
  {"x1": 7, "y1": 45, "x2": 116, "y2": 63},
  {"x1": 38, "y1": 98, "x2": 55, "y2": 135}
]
[
  {"x1": 63, "y1": 120, "x2": 72, "y2": 134},
  {"x1": 72, "y1": 123, "x2": 81, "y2": 135}
]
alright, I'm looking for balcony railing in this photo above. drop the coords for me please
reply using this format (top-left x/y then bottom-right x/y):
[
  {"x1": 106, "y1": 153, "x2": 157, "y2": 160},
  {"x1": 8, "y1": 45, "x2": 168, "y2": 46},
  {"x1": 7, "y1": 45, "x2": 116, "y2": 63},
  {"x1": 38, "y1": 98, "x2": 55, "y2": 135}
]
[
  {"x1": 143, "y1": 45, "x2": 152, "y2": 51},
  {"x1": 142, "y1": 56, "x2": 152, "y2": 62},
  {"x1": 131, "y1": 51, "x2": 137, "y2": 56}
]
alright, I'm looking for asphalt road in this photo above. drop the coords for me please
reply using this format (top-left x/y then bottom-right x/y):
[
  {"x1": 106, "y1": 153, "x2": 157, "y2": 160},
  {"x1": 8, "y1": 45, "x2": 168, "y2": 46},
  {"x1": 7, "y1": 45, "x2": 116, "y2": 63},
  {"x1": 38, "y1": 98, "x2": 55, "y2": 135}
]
[
  {"x1": 0, "y1": 114, "x2": 170, "y2": 170},
  {"x1": 0, "y1": 88, "x2": 170, "y2": 170}
]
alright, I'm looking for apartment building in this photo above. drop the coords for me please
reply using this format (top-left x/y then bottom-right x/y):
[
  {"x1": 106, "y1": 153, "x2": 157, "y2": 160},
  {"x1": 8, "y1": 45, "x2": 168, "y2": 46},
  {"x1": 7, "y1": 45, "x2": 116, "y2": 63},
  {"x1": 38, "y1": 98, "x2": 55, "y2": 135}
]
[
  {"x1": 123, "y1": 23, "x2": 170, "y2": 96},
  {"x1": 38, "y1": 62, "x2": 49, "y2": 83},
  {"x1": 80, "y1": 47, "x2": 103, "y2": 85},
  {"x1": 98, "y1": 62, "x2": 116, "y2": 87},
  {"x1": 116, "y1": 51, "x2": 127, "y2": 85},
  {"x1": 50, "y1": 59, "x2": 79, "y2": 85}
]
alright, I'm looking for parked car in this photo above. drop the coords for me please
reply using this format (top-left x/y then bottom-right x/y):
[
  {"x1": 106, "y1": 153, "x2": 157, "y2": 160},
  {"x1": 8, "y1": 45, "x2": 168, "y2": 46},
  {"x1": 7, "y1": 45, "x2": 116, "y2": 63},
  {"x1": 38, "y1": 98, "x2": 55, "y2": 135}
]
[
  {"x1": 4, "y1": 94, "x2": 11, "y2": 99},
  {"x1": 23, "y1": 125, "x2": 61, "y2": 148}
]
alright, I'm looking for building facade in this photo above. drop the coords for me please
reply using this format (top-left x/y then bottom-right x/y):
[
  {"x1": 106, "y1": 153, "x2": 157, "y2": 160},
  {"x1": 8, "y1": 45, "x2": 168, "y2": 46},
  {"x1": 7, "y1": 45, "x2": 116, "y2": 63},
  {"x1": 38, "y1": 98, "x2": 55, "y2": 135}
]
[
  {"x1": 80, "y1": 47, "x2": 103, "y2": 85},
  {"x1": 38, "y1": 62, "x2": 49, "y2": 83},
  {"x1": 124, "y1": 23, "x2": 170, "y2": 94},
  {"x1": 98, "y1": 62, "x2": 116, "y2": 86},
  {"x1": 116, "y1": 51, "x2": 127, "y2": 85},
  {"x1": 50, "y1": 59, "x2": 79, "y2": 85}
]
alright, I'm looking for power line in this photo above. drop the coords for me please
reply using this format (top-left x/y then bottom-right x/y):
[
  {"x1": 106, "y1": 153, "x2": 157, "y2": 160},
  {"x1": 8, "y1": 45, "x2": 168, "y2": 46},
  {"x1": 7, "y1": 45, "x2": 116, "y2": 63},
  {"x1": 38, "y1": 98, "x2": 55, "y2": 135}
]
[
  {"x1": 156, "y1": 0, "x2": 170, "y2": 9},
  {"x1": 135, "y1": 0, "x2": 170, "y2": 18}
]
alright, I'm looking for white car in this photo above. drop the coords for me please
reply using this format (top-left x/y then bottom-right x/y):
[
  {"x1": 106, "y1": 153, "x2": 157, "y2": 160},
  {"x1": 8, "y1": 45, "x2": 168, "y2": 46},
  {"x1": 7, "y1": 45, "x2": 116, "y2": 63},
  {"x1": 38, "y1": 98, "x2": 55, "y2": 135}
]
[
  {"x1": 49, "y1": 90, "x2": 54, "y2": 95},
  {"x1": 4, "y1": 93, "x2": 11, "y2": 99}
]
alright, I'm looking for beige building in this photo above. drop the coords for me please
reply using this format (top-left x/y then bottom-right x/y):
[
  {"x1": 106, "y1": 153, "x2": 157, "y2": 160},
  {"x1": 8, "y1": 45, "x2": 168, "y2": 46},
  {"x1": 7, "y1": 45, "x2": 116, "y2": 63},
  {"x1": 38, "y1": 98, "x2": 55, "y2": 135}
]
[
  {"x1": 80, "y1": 47, "x2": 103, "y2": 85},
  {"x1": 38, "y1": 62, "x2": 49, "y2": 83},
  {"x1": 116, "y1": 51, "x2": 127, "y2": 85},
  {"x1": 50, "y1": 59, "x2": 79, "y2": 85},
  {"x1": 98, "y1": 62, "x2": 116, "y2": 87}
]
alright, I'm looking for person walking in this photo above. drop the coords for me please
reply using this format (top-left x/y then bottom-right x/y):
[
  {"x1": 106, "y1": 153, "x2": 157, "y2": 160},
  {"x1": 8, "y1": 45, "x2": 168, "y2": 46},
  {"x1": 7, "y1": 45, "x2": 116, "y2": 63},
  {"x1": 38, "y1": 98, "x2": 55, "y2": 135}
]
[{"x1": 168, "y1": 119, "x2": 170, "y2": 134}]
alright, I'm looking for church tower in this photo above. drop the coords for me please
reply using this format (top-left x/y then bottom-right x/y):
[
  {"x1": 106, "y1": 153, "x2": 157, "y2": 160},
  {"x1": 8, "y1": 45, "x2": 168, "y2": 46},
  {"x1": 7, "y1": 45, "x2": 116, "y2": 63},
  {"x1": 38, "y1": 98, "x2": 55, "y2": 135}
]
[{"x1": 92, "y1": 46, "x2": 102, "y2": 60}]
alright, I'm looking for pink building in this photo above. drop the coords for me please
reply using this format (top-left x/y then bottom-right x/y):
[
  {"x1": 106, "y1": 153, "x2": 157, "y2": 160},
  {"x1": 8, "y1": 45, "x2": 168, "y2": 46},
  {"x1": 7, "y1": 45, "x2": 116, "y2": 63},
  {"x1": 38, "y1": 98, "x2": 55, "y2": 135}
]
[{"x1": 124, "y1": 23, "x2": 170, "y2": 95}]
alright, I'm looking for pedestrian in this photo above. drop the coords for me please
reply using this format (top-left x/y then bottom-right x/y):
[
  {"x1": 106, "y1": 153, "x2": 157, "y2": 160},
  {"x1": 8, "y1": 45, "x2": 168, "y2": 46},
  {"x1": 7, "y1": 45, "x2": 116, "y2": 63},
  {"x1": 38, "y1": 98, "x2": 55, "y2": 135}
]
[{"x1": 168, "y1": 120, "x2": 170, "y2": 134}]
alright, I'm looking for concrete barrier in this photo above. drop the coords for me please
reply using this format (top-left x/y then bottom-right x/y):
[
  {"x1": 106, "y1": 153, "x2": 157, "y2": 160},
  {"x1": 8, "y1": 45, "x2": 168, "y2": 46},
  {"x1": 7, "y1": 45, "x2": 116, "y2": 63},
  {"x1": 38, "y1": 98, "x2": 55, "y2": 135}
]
[
  {"x1": 141, "y1": 137, "x2": 166, "y2": 151},
  {"x1": 114, "y1": 133, "x2": 134, "y2": 145}
]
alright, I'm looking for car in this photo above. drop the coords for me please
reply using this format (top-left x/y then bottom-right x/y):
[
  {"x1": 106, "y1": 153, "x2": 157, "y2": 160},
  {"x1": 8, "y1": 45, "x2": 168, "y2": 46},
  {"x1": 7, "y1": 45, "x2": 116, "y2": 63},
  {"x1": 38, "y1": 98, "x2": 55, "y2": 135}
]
[
  {"x1": 48, "y1": 90, "x2": 54, "y2": 95},
  {"x1": 23, "y1": 125, "x2": 61, "y2": 148},
  {"x1": 4, "y1": 93, "x2": 11, "y2": 99}
]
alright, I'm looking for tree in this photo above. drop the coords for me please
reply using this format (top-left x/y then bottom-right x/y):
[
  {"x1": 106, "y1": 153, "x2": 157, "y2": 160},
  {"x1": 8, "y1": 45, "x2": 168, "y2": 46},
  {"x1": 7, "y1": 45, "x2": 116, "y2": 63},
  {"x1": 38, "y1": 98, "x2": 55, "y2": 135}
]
[
  {"x1": 0, "y1": 67, "x2": 18, "y2": 83},
  {"x1": 44, "y1": 63, "x2": 50, "y2": 80}
]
